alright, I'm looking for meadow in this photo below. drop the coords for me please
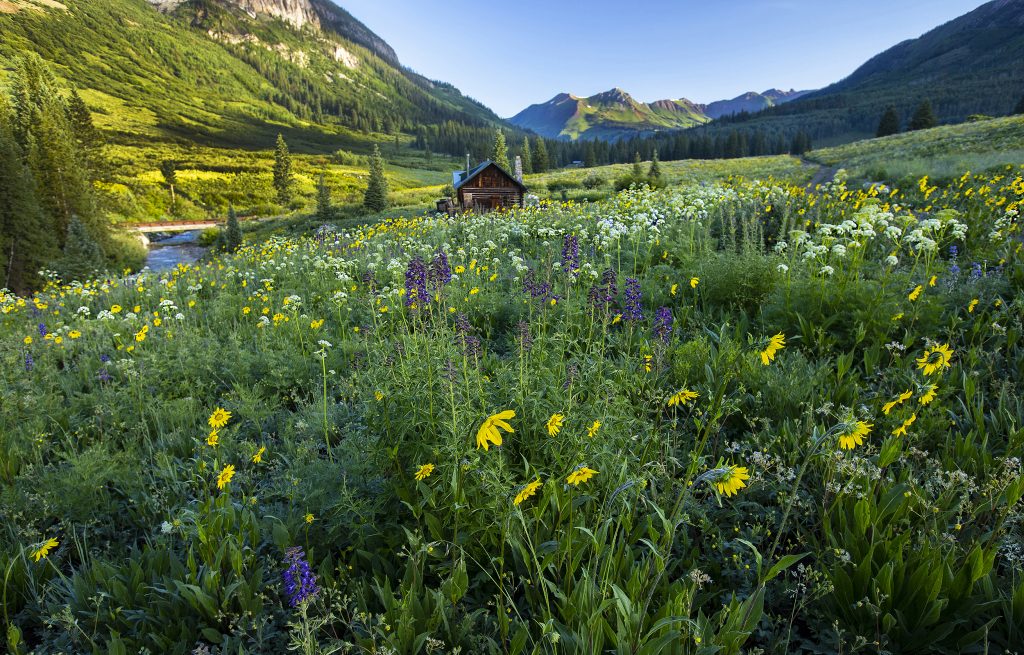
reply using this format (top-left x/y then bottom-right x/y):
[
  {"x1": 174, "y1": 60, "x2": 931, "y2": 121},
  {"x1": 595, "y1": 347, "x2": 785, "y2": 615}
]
[{"x1": 1, "y1": 165, "x2": 1023, "y2": 654}]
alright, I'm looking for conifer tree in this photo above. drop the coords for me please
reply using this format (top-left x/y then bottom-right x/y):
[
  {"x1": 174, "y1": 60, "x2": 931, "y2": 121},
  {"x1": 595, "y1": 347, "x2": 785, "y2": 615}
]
[
  {"x1": 0, "y1": 103, "x2": 53, "y2": 294},
  {"x1": 224, "y1": 205, "x2": 242, "y2": 252},
  {"x1": 364, "y1": 144, "x2": 389, "y2": 212},
  {"x1": 584, "y1": 142, "x2": 596, "y2": 168},
  {"x1": 1014, "y1": 95, "x2": 1024, "y2": 115},
  {"x1": 273, "y1": 133, "x2": 293, "y2": 205},
  {"x1": 876, "y1": 107, "x2": 901, "y2": 137},
  {"x1": 315, "y1": 172, "x2": 333, "y2": 222},
  {"x1": 532, "y1": 137, "x2": 549, "y2": 173},
  {"x1": 521, "y1": 137, "x2": 533, "y2": 174},
  {"x1": 160, "y1": 160, "x2": 178, "y2": 214},
  {"x1": 10, "y1": 54, "x2": 101, "y2": 245},
  {"x1": 66, "y1": 89, "x2": 105, "y2": 177},
  {"x1": 491, "y1": 129, "x2": 510, "y2": 171},
  {"x1": 909, "y1": 100, "x2": 937, "y2": 131},
  {"x1": 648, "y1": 148, "x2": 662, "y2": 181},
  {"x1": 789, "y1": 131, "x2": 811, "y2": 155},
  {"x1": 56, "y1": 217, "x2": 105, "y2": 282},
  {"x1": 632, "y1": 152, "x2": 644, "y2": 179}
]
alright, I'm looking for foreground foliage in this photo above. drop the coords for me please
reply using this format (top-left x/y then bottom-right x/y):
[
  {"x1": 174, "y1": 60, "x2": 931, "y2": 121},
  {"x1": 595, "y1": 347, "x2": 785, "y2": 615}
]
[{"x1": 1, "y1": 168, "x2": 1023, "y2": 654}]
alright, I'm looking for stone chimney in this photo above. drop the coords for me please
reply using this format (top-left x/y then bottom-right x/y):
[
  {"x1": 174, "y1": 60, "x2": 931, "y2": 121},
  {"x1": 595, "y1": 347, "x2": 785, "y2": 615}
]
[{"x1": 514, "y1": 156, "x2": 523, "y2": 183}]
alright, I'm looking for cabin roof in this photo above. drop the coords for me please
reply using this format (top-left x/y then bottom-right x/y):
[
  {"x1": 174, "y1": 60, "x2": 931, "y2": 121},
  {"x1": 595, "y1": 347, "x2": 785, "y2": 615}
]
[{"x1": 453, "y1": 159, "x2": 527, "y2": 191}]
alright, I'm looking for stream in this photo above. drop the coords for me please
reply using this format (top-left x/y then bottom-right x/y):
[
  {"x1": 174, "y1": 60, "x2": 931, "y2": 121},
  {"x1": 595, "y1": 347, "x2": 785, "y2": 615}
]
[{"x1": 144, "y1": 231, "x2": 208, "y2": 271}]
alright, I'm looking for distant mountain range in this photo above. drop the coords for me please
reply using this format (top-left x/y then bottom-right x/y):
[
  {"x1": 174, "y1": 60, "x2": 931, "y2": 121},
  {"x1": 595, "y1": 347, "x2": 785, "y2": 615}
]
[{"x1": 509, "y1": 87, "x2": 811, "y2": 141}]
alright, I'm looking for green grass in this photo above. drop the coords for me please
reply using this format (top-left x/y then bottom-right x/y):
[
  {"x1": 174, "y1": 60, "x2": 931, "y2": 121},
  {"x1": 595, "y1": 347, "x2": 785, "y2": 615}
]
[{"x1": 808, "y1": 115, "x2": 1024, "y2": 183}]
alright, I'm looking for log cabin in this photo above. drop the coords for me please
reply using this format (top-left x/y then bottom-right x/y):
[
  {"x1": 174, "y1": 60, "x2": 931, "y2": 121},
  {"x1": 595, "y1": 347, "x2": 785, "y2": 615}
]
[{"x1": 452, "y1": 158, "x2": 527, "y2": 212}]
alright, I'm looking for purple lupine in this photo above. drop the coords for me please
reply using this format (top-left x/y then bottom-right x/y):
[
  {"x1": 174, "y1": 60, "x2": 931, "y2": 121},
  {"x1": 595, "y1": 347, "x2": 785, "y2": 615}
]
[
  {"x1": 561, "y1": 234, "x2": 580, "y2": 276},
  {"x1": 97, "y1": 368, "x2": 111, "y2": 383},
  {"x1": 428, "y1": 250, "x2": 452, "y2": 291},
  {"x1": 971, "y1": 262, "x2": 983, "y2": 279},
  {"x1": 404, "y1": 257, "x2": 427, "y2": 307},
  {"x1": 624, "y1": 278, "x2": 643, "y2": 321},
  {"x1": 653, "y1": 307, "x2": 673, "y2": 343},
  {"x1": 24, "y1": 352, "x2": 33, "y2": 372},
  {"x1": 100, "y1": 354, "x2": 111, "y2": 363},
  {"x1": 282, "y1": 547, "x2": 319, "y2": 607},
  {"x1": 600, "y1": 269, "x2": 618, "y2": 305},
  {"x1": 38, "y1": 323, "x2": 47, "y2": 337},
  {"x1": 523, "y1": 269, "x2": 553, "y2": 301}
]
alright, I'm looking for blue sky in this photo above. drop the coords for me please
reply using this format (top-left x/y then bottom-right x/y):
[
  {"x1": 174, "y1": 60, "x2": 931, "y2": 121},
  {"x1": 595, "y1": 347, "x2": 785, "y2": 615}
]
[{"x1": 337, "y1": 0, "x2": 988, "y2": 117}]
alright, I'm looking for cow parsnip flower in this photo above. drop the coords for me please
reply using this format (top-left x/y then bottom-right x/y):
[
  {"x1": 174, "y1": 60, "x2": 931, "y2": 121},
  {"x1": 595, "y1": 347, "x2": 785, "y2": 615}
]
[
  {"x1": 514, "y1": 479, "x2": 542, "y2": 506},
  {"x1": 916, "y1": 343, "x2": 953, "y2": 376},
  {"x1": 476, "y1": 410, "x2": 515, "y2": 450},
  {"x1": 414, "y1": 463, "x2": 435, "y2": 481},
  {"x1": 566, "y1": 466, "x2": 597, "y2": 486},
  {"x1": 838, "y1": 421, "x2": 873, "y2": 450},
  {"x1": 209, "y1": 407, "x2": 232, "y2": 429},
  {"x1": 32, "y1": 537, "x2": 59, "y2": 562},
  {"x1": 715, "y1": 465, "x2": 750, "y2": 497},
  {"x1": 546, "y1": 413, "x2": 564, "y2": 437}
]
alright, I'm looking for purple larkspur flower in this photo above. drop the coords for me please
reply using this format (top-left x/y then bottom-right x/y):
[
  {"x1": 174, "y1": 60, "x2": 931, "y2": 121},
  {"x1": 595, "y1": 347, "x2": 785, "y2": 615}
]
[
  {"x1": 561, "y1": 234, "x2": 580, "y2": 276},
  {"x1": 38, "y1": 323, "x2": 47, "y2": 337},
  {"x1": 282, "y1": 547, "x2": 319, "y2": 607},
  {"x1": 25, "y1": 352, "x2": 33, "y2": 372},
  {"x1": 100, "y1": 354, "x2": 111, "y2": 363},
  {"x1": 971, "y1": 262, "x2": 983, "y2": 279},
  {"x1": 523, "y1": 269, "x2": 552, "y2": 301},
  {"x1": 653, "y1": 307, "x2": 673, "y2": 343},
  {"x1": 404, "y1": 257, "x2": 427, "y2": 307},
  {"x1": 624, "y1": 278, "x2": 643, "y2": 321},
  {"x1": 97, "y1": 367, "x2": 111, "y2": 383},
  {"x1": 428, "y1": 250, "x2": 451, "y2": 291}
]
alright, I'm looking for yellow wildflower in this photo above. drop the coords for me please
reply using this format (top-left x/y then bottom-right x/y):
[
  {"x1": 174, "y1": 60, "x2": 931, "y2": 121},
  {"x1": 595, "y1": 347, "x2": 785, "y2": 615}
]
[
  {"x1": 68, "y1": 330, "x2": 81, "y2": 339},
  {"x1": 216, "y1": 464, "x2": 236, "y2": 490},
  {"x1": 919, "y1": 385, "x2": 938, "y2": 405},
  {"x1": 252, "y1": 446, "x2": 266, "y2": 463},
  {"x1": 206, "y1": 429, "x2": 220, "y2": 447},
  {"x1": 968, "y1": 299, "x2": 979, "y2": 313},
  {"x1": 882, "y1": 390, "x2": 913, "y2": 415},
  {"x1": 759, "y1": 333, "x2": 786, "y2": 366},
  {"x1": 587, "y1": 420, "x2": 601, "y2": 438},
  {"x1": 514, "y1": 479, "x2": 542, "y2": 506},
  {"x1": 414, "y1": 463, "x2": 435, "y2": 481},
  {"x1": 838, "y1": 421, "x2": 873, "y2": 450},
  {"x1": 690, "y1": 277, "x2": 700, "y2": 289},
  {"x1": 23, "y1": 336, "x2": 32, "y2": 345},
  {"x1": 908, "y1": 285, "x2": 923, "y2": 302},
  {"x1": 476, "y1": 410, "x2": 515, "y2": 450},
  {"x1": 546, "y1": 413, "x2": 564, "y2": 437},
  {"x1": 32, "y1": 537, "x2": 59, "y2": 562},
  {"x1": 305, "y1": 513, "x2": 315, "y2": 524},
  {"x1": 715, "y1": 465, "x2": 750, "y2": 497},
  {"x1": 566, "y1": 466, "x2": 598, "y2": 486},
  {"x1": 671, "y1": 284, "x2": 678, "y2": 296},
  {"x1": 310, "y1": 319, "x2": 324, "y2": 330},
  {"x1": 916, "y1": 343, "x2": 954, "y2": 376},
  {"x1": 667, "y1": 389, "x2": 699, "y2": 407},
  {"x1": 892, "y1": 413, "x2": 917, "y2": 437},
  {"x1": 208, "y1": 407, "x2": 232, "y2": 429}
]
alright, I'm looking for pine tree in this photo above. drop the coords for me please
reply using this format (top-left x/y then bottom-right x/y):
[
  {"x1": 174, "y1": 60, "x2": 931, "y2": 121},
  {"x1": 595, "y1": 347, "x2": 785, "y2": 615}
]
[
  {"x1": 160, "y1": 160, "x2": 177, "y2": 214},
  {"x1": 224, "y1": 205, "x2": 242, "y2": 252},
  {"x1": 521, "y1": 137, "x2": 533, "y2": 174},
  {"x1": 647, "y1": 148, "x2": 662, "y2": 181},
  {"x1": 877, "y1": 107, "x2": 901, "y2": 137},
  {"x1": 909, "y1": 100, "x2": 937, "y2": 131},
  {"x1": 315, "y1": 173, "x2": 333, "y2": 222},
  {"x1": 583, "y1": 142, "x2": 596, "y2": 168},
  {"x1": 66, "y1": 89, "x2": 104, "y2": 177},
  {"x1": 632, "y1": 152, "x2": 644, "y2": 179},
  {"x1": 789, "y1": 131, "x2": 811, "y2": 155},
  {"x1": 491, "y1": 129, "x2": 510, "y2": 171},
  {"x1": 364, "y1": 144, "x2": 389, "y2": 213},
  {"x1": 1014, "y1": 95, "x2": 1024, "y2": 115},
  {"x1": 55, "y1": 217, "x2": 105, "y2": 282},
  {"x1": 10, "y1": 54, "x2": 101, "y2": 246},
  {"x1": 273, "y1": 133, "x2": 293, "y2": 206},
  {"x1": 0, "y1": 103, "x2": 53, "y2": 294},
  {"x1": 532, "y1": 137, "x2": 549, "y2": 174}
]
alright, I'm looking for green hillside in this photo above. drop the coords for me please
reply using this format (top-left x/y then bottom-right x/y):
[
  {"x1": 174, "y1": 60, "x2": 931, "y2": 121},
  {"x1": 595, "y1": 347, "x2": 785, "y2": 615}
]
[
  {"x1": 809, "y1": 114, "x2": 1024, "y2": 182},
  {"x1": 0, "y1": 0, "x2": 500, "y2": 150}
]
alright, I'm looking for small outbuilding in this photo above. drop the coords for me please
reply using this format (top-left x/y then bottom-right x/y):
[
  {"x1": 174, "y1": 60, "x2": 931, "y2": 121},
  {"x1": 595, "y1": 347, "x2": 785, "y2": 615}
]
[{"x1": 452, "y1": 158, "x2": 527, "y2": 213}]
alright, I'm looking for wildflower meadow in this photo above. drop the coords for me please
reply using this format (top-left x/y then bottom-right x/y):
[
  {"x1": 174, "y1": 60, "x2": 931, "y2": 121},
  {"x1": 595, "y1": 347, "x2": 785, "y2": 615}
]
[{"x1": 2, "y1": 168, "x2": 1023, "y2": 653}]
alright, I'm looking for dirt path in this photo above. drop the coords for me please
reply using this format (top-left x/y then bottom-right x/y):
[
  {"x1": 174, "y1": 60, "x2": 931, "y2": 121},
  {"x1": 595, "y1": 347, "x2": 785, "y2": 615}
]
[{"x1": 802, "y1": 157, "x2": 838, "y2": 189}]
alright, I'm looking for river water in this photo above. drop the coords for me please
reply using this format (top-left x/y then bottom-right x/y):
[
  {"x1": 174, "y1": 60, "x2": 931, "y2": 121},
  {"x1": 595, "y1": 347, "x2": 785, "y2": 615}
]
[{"x1": 144, "y1": 231, "x2": 207, "y2": 271}]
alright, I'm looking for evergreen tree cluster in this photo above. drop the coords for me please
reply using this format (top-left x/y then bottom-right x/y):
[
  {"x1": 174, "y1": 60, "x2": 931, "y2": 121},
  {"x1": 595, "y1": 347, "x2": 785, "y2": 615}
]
[
  {"x1": 1, "y1": 54, "x2": 109, "y2": 293},
  {"x1": 363, "y1": 144, "x2": 389, "y2": 213}
]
